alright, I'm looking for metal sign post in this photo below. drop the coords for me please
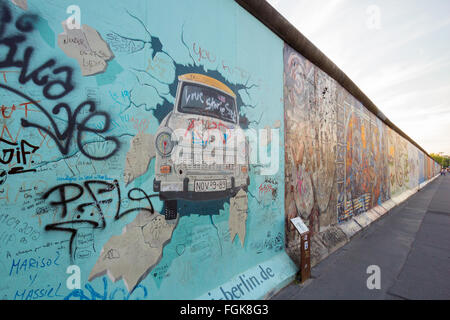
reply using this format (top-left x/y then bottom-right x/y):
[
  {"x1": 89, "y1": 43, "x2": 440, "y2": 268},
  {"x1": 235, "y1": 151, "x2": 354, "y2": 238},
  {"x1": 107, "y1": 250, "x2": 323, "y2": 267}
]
[{"x1": 290, "y1": 217, "x2": 311, "y2": 283}]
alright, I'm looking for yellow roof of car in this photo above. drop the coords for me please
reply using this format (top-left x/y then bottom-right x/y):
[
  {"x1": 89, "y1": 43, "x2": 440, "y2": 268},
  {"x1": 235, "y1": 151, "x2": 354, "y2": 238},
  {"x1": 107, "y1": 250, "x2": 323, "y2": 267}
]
[{"x1": 178, "y1": 73, "x2": 236, "y2": 98}]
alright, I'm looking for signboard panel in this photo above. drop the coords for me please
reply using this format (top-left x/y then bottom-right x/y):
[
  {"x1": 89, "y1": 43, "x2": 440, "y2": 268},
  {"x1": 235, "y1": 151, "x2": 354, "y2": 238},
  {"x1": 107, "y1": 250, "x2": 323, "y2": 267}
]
[{"x1": 290, "y1": 217, "x2": 309, "y2": 235}]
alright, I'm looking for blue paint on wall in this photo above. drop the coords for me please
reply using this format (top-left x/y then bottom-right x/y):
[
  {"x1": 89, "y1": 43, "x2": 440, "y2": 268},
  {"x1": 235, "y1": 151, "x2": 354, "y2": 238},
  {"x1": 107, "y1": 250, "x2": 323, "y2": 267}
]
[
  {"x1": 0, "y1": 0, "x2": 296, "y2": 300},
  {"x1": 35, "y1": 16, "x2": 55, "y2": 48}
]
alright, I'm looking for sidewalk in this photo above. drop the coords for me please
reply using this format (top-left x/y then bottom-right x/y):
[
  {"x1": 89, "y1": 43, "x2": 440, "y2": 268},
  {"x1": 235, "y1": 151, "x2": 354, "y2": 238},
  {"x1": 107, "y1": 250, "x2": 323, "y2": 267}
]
[{"x1": 272, "y1": 175, "x2": 450, "y2": 300}]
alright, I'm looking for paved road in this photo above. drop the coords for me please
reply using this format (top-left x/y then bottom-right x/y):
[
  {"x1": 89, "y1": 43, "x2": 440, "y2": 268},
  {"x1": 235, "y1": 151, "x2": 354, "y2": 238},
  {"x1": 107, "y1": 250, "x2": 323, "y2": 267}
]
[{"x1": 273, "y1": 174, "x2": 450, "y2": 300}]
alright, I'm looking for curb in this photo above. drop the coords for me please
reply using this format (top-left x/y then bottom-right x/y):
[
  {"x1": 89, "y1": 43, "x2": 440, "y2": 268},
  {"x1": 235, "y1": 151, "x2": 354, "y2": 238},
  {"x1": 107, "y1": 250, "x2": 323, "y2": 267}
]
[{"x1": 309, "y1": 174, "x2": 441, "y2": 269}]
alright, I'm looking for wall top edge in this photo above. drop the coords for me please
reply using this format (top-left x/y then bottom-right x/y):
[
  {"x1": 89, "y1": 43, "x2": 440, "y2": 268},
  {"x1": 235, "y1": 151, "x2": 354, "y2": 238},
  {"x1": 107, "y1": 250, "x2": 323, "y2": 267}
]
[{"x1": 235, "y1": 0, "x2": 437, "y2": 162}]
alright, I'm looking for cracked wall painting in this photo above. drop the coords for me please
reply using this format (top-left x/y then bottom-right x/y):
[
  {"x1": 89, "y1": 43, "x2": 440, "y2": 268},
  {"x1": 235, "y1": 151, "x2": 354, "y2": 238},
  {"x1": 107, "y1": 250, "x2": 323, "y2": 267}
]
[{"x1": 0, "y1": 0, "x2": 293, "y2": 300}]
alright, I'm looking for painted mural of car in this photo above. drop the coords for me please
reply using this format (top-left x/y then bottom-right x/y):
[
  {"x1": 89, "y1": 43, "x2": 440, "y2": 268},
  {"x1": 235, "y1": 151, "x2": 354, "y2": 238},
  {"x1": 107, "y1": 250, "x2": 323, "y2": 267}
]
[{"x1": 153, "y1": 73, "x2": 250, "y2": 219}]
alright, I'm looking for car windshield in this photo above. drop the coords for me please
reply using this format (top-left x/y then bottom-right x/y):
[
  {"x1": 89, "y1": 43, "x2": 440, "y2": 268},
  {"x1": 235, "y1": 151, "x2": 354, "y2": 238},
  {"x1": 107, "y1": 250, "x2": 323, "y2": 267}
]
[{"x1": 178, "y1": 83, "x2": 237, "y2": 123}]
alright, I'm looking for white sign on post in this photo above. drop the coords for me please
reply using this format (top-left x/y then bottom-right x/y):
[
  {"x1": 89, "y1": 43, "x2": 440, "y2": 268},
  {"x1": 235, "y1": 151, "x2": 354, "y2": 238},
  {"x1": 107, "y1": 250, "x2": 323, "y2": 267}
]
[{"x1": 290, "y1": 217, "x2": 309, "y2": 235}]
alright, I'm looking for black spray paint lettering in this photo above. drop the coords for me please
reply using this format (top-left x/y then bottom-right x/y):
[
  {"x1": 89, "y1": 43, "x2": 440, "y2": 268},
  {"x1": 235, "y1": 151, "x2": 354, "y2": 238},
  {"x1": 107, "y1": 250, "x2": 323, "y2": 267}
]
[
  {"x1": 42, "y1": 180, "x2": 157, "y2": 261},
  {"x1": 0, "y1": 4, "x2": 120, "y2": 160},
  {"x1": 0, "y1": 6, "x2": 73, "y2": 99},
  {"x1": 0, "y1": 138, "x2": 39, "y2": 175}
]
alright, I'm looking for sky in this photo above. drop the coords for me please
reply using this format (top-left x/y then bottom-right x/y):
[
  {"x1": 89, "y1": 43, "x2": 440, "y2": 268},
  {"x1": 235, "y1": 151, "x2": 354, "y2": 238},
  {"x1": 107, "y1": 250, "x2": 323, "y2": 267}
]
[{"x1": 267, "y1": 0, "x2": 450, "y2": 155}]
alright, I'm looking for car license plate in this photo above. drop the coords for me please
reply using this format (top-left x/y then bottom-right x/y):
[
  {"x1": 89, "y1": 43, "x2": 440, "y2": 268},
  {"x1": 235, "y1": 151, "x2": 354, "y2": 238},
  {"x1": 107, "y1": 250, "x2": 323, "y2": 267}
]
[{"x1": 194, "y1": 179, "x2": 227, "y2": 192}]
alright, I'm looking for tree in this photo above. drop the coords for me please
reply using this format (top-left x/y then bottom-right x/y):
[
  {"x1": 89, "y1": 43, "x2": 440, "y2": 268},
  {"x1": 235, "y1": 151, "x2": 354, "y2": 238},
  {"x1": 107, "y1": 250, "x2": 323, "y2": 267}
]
[{"x1": 430, "y1": 153, "x2": 450, "y2": 168}]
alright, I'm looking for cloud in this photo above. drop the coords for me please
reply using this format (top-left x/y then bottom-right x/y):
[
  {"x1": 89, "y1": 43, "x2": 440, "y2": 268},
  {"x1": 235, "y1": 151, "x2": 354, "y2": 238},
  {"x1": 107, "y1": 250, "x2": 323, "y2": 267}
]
[{"x1": 268, "y1": 0, "x2": 450, "y2": 154}]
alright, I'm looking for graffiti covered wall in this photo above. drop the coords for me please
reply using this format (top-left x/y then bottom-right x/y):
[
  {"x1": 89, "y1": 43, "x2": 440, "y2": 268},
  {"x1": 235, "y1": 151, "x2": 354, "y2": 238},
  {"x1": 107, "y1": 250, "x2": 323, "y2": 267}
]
[
  {"x1": 284, "y1": 43, "x2": 440, "y2": 265},
  {"x1": 0, "y1": 0, "x2": 441, "y2": 300},
  {"x1": 0, "y1": 0, "x2": 298, "y2": 300}
]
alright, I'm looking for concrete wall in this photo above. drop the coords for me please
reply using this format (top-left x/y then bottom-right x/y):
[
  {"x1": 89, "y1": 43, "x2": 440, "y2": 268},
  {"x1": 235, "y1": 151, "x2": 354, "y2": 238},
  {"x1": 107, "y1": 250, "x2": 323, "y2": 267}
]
[
  {"x1": 0, "y1": 0, "x2": 297, "y2": 300},
  {"x1": 283, "y1": 43, "x2": 440, "y2": 266},
  {"x1": 0, "y1": 0, "x2": 440, "y2": 300}
]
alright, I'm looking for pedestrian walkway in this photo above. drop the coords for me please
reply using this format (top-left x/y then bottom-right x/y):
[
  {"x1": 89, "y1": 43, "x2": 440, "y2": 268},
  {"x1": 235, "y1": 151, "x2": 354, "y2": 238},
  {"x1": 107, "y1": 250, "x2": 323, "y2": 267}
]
[{"x1": 272, "y1": 175, "x2": 450, "y2": 300}]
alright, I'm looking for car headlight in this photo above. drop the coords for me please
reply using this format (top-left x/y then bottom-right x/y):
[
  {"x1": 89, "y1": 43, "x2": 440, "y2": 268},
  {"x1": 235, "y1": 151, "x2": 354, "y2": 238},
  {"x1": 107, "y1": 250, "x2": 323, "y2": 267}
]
[{"x1": 155, "y1": 131, "x2": 174, "y2": 156}]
